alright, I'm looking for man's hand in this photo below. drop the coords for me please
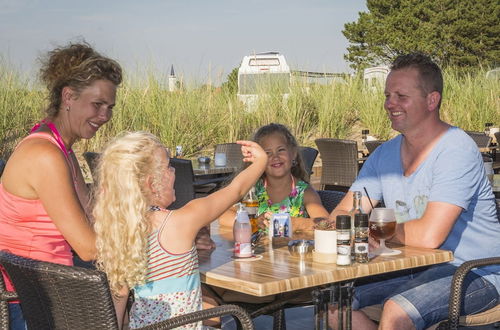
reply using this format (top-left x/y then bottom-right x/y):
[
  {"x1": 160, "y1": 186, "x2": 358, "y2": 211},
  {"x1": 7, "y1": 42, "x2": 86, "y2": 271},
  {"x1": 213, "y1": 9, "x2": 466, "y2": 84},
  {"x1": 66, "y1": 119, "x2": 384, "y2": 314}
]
[{"x1": 195, "y1": 226, "x2": 216, "y2": 250}]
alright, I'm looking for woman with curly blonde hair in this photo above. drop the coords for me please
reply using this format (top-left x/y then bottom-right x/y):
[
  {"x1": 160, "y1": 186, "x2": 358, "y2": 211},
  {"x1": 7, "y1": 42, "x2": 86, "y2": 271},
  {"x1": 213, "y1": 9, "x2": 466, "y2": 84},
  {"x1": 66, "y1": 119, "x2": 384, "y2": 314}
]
[
  {"x1": 0, "y1": 41, "x2": 122, "y2": 329},
  {"x1": 93, "y1": 131, "x2": 267, "y2": 329}
]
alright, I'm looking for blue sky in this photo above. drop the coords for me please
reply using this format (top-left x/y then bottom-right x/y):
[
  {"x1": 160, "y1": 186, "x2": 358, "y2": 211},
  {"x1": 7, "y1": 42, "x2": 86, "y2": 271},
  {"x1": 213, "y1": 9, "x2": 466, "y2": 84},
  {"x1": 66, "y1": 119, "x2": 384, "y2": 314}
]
[{"x1": 0, "y1": 0, "x2": 367, "y2": 85}]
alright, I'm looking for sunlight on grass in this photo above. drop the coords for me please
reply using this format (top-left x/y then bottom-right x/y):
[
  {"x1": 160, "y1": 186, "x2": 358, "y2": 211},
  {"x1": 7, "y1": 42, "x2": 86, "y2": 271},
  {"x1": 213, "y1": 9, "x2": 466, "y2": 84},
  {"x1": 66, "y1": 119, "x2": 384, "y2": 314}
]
[{"x1": 0, "y1": 64, "x2": 498, "y2": 159}]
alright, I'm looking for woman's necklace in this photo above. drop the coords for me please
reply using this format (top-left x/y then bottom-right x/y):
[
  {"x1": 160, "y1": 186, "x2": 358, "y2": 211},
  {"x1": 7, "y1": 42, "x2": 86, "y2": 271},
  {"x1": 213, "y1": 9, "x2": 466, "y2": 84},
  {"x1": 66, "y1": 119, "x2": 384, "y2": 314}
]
[{"x1": 263, "y1": 175, "x2": 298, "y2": 206}]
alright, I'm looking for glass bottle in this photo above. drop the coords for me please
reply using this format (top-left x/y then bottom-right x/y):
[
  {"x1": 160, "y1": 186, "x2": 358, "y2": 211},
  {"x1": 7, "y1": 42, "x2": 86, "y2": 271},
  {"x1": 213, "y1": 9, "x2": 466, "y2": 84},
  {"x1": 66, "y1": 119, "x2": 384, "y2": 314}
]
[
  {"x1": 243, "y1": 187, "x2": 259, "y2": 233},
  {"x1": 354, "y1": 213, "x2": 369, "y2": 263},
  {"x1": 361, "y1": 129, "x2": 370, "y2": 144},
  {"x1": 349, "y1": 191, "x2": 364, "y2": 260},
  {"x1": 233, "y1": 203, "x2": 252, "y2": 258}
]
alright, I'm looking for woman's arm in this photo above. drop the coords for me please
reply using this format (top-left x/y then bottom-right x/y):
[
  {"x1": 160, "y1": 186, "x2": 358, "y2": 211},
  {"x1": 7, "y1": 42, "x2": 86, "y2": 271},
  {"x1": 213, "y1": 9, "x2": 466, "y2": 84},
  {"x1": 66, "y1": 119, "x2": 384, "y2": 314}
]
[{"x1": 3, "y1": 140, "x2": 96, "y2": 260}]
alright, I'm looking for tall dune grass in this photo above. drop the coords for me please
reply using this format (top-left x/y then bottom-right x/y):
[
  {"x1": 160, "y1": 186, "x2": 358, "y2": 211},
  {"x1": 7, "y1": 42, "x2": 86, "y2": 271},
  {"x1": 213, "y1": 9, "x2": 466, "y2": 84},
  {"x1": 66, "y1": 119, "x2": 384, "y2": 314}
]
[{"x1": 0, "y1": 64, "x2": 498, "y2": 159}]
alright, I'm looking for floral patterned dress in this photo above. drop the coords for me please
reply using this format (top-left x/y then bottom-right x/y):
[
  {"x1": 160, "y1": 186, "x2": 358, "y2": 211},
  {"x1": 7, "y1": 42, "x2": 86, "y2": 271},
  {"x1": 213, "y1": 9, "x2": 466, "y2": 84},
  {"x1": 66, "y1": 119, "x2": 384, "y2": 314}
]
[{"x1": 255, "y1": 177, "x2": 309, "y2": 217}]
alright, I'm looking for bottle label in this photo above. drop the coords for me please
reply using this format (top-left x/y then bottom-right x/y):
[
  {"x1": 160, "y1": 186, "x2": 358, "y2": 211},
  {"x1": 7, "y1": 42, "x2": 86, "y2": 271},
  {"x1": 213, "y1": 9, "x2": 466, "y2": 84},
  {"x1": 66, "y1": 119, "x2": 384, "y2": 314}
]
[
  {"x1": 355, "y1": 242, "x2": 369, "y2": 254},
  {"x1": 337, "y1": 244, "x2": 351, "y2": 256},
  {"x1": 234, "y1": 242, "x2": 252, "y2": 258}
]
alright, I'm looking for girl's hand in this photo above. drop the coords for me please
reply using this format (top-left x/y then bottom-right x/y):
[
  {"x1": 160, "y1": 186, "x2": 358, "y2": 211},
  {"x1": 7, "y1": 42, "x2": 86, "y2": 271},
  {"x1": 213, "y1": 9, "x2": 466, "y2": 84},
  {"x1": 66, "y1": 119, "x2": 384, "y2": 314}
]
[
  {"x1": 256, "y1": 211, "x2": 273, "y2": 231},
  {"x1": 237, "y1": 140, "x2": 267, "y2": 164}
]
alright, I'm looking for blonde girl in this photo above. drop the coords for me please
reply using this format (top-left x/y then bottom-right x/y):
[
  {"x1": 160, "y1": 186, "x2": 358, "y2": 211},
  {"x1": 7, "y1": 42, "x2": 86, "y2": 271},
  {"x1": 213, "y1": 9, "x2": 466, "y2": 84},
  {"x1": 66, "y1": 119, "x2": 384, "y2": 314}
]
[{"x1": 93, "y1": 131, "x2": 266, "y2": 329}]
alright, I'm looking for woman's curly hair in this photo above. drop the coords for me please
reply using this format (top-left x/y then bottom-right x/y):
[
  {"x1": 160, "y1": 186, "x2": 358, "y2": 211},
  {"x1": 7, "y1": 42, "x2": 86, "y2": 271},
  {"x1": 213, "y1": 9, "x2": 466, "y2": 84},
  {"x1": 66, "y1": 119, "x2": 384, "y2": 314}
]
[
  {"x1": 93, "y1": 131, "x2": 166, "y2": 296},
  {"x1": 39, "y1": 41, "x2": 122, "y2": 117}
]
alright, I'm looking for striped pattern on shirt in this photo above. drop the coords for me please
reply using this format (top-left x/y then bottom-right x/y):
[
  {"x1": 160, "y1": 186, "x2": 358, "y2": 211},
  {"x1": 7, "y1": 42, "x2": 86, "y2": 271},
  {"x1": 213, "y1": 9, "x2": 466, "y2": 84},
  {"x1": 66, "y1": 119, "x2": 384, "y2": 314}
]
[{"x1": 145, "y1": 230, "x2": 199, "y2": 283}]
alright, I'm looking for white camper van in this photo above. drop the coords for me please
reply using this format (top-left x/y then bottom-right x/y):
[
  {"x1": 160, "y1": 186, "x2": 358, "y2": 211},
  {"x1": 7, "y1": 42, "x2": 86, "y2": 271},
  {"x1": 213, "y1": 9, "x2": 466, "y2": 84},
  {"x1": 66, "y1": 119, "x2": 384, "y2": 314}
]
[
  {"x1": 237, "y1": 52, "x2": 291, "y2": 108},
  {"x1": 363, "y1": 66, "x2": 389, "y2": 89}
]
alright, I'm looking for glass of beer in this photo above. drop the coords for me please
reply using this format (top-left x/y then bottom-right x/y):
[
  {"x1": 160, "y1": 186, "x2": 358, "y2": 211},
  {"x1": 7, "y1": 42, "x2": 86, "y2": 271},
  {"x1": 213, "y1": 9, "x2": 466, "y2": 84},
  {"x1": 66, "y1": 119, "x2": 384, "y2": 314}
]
[{"x1": 369, "y1": 208, "x2": 401, "y2": 256}]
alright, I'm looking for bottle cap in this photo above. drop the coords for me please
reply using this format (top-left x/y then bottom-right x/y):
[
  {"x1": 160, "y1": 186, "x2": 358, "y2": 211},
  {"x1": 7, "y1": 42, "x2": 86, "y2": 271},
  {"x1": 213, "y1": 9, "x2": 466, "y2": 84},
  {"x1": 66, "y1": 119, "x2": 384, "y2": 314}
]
[
  {"x1": 336, "y1": 215, "x2": 351, "y2": 229},
  {"x1": 236, "y1": 203, "x2": 250, "y2": 223},
  {"x1": 354, "y1": 213, "x2": 369, "y2": 227}
]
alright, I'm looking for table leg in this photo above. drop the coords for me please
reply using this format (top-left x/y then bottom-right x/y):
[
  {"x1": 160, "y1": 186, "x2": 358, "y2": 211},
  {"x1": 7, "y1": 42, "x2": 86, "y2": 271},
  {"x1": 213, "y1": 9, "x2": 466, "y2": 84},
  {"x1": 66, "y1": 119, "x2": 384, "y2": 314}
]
[
  {"x1": 338, "y1": 284, "x2": 343, "y2": 330},
  {"x1": 312, "y1": 288, "x2": 322, "y2": 330}
]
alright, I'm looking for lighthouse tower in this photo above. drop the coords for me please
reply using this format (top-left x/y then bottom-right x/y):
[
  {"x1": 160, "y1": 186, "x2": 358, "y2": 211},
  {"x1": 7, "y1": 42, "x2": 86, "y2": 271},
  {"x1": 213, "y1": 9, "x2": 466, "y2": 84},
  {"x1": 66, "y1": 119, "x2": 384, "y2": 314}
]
[{"x1": 168, "y1": 65, "x2": 178, "y2": 92}]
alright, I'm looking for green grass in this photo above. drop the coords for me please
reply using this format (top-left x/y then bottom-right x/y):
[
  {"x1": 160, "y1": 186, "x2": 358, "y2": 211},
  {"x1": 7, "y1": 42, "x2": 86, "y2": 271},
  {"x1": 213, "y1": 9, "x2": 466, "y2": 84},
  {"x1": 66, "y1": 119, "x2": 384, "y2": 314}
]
[{"x1": 0, "y1": 65, "x2": 498, "y2": 160}]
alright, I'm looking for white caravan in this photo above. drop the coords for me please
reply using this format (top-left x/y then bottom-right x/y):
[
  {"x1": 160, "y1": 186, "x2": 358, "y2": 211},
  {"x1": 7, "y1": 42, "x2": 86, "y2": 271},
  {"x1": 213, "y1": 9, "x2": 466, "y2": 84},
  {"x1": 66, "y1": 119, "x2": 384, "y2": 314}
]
[{"x1": 237, "y1": 52, "x2": 291, "y2": 108}]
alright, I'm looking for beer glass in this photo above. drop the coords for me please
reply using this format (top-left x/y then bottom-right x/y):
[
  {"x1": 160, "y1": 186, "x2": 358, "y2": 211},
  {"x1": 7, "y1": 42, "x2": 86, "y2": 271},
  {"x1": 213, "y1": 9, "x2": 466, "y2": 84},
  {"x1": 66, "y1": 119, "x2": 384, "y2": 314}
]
[{"x1": 369, "y1": 208, "x2": 401, "y2": 256}]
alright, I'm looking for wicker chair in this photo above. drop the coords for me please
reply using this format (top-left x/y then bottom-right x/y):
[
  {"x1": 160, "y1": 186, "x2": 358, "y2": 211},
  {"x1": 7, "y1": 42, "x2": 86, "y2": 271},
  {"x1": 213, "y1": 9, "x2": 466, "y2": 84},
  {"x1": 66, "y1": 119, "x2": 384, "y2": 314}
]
[
  {"x1": 299, "y1": 146, "x2": 319, "y2": 180},
  {"x1": 0, "y1": 251, "x2": 254, "y2": 330},
  {"x1": 0, "y1": 159, "x2": 5, "y2": 177},
  {"x1": 364, "y1": 140, "x2": 384, "y2": 154},
  {"x1": 214, "y1": 143, "x2": 244, "y2": 169},
  {"x1": 0, "y1": 268, "x2": 18, "y2": 330},
  {"x1": 83, "y1": 151, "x2": 100, "y2": 178},
  {"x1": 362, "y1": 257, "x2": 500, "y2": 330},
  {"x1": 315, "y1": 138, "x2": 359, "y2": 192},
  {"x1": 465, "y1": 131, "x2": 492, "y2": 149},
  {"x1": 168, "y1": 158, "x2": 217, "y2": 209},
  {"x1": 317, "y1": 190, "x2": 346, "y2": 213}
]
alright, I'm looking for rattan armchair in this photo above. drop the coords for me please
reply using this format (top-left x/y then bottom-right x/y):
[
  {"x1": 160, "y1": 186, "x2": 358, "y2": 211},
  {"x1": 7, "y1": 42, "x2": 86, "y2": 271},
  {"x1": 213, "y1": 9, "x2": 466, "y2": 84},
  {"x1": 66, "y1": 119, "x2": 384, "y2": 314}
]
[
  {"x1": 0, "y1": 267, "x2": 18, "y2": 330},
  {"x1": 0, "y1": 251, "x2": 254, "y2": 330},
  {"x1": 299, "y1": 146, "x2": 319, "y2": 181},
  {"x1": 465, "y1": 131, "x2": 492, "y2": 149},
  {"x1": 362, "y1": 257, "x2": 500, "y2": 330},
  {"x1": 0, "y1": 159, "x2": 5, "y2": 177},
  {"x1": 317, "y1": 190, "x2": 346, "y2": 213},
  {"x1": 83, "y1": 151, "x2": 100, "y2": 179},
  {"x1": 315, "y1": 138, "x2": 359, "y2": 192},
  {"x1": 168, "y1": 158, "x2": 217, "y2": 209},
  {"x1": 364, "y1": 140, "x2": 384, "y2": 154}
]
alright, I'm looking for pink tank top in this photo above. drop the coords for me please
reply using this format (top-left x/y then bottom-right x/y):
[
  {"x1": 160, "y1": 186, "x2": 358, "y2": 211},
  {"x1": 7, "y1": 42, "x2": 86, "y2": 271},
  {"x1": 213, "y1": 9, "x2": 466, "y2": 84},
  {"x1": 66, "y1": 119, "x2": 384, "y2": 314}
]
[{"x1": 0, "y1": 132, "x2": 75, "y2": 292}]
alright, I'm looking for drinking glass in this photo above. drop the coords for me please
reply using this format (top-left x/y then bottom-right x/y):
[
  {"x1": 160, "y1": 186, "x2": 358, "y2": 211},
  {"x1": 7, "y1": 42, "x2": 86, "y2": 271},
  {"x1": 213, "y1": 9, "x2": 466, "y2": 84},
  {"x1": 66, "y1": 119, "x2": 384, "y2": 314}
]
[
  {"x1": 214, "y1": 152, "x2": 227, "y2": 167},
  {"x1": 369, "y1": 208, "x2": 401, "y2": 256}
]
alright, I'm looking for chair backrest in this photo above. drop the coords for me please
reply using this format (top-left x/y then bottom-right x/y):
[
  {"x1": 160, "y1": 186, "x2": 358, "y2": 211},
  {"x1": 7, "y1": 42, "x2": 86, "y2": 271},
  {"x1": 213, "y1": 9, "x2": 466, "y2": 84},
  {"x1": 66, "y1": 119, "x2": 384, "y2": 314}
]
[
  {"x1": 465, "y1": 131, "x2": 492, "y2": 148},
  {"x1": 214, "y1": 143, "x2": 243, "y2": 169},
  {"x1": 169, "y1": 158, "x2": 196, "y2": 210},
  {"x1": 83, "y1": 151, "x2": 100, "y2": 178},
  {"x1": 0, "y1": 159, "x2": 5, "y2": 177},
  {"x1": 298, "y1": 146, "x2": 318, "y2": 179},
  {"x1": 494, "y1": 131, "x2": 500, "y2": 146},
  {"x1": 317, "y1": 190, "x2": 346, "y2": 213},
  {"x1": 0, "y1": 251, "x2": 119, "y2": 330},
  {"x1": 314, "y1": 138, "x2": 359, "y2": 188},
  {"x1": 364, "y1": 140, "x2": 384, "y2": 154}
]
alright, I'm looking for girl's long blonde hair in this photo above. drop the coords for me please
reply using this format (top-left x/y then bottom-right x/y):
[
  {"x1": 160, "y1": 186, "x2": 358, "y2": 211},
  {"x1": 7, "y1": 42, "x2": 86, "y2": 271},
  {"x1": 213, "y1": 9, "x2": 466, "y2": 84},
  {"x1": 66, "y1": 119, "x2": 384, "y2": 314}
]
[{"x1": 93, "y1": 131, "x2": 165, "y2": 295}]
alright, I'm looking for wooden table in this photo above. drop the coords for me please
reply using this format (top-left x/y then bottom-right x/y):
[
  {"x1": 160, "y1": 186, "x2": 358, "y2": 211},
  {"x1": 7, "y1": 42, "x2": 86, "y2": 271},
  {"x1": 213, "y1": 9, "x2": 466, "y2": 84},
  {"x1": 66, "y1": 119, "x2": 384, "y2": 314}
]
[
  {"x1": 192, "y1": 163, "x2": 237, "y2": 177},
  {"x1": 199, "y1": 223, "x2": 453, "y2": 329}
]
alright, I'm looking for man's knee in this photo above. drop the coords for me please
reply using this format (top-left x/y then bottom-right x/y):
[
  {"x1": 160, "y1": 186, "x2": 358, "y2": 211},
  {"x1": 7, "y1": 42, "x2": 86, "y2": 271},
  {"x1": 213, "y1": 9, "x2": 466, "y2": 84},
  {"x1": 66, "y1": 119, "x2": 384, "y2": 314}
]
[{"x1": 380, "y1": 300, "x2": 415, "y2": 330}]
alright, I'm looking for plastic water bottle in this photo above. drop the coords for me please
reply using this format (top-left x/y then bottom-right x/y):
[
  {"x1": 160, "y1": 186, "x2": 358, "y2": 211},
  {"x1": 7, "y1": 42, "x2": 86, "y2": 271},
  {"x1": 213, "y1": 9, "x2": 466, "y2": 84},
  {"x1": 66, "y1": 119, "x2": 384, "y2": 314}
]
[{"x1": 233, "y1": 203, "x2": 252, "y2": 258}]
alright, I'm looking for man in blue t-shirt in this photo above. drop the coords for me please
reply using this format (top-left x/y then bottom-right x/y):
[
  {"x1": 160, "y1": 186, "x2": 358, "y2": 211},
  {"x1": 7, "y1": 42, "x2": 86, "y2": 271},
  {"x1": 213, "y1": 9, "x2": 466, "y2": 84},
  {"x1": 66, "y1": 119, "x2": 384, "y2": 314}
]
[{"x1": 329, "y1": 53, "x2": 499, "y2": 330}]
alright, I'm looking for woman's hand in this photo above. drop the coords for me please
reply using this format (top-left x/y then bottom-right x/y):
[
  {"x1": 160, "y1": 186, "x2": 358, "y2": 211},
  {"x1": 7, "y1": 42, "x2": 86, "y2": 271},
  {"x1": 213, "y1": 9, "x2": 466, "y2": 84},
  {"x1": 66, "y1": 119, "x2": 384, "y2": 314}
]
[{"x1": 237, "y1": 140, "x2": 267, "y2": 164}]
